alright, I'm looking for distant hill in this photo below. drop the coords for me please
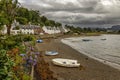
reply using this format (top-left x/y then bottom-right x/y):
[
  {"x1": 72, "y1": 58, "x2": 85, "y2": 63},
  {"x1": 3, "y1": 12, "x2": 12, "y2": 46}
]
[{"x1": 108, "y1": 25, "x2": 120, "y2": 31}]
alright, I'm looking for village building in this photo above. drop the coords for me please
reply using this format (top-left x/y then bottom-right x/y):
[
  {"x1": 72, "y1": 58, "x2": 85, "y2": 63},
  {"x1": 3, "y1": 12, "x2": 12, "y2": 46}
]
[
  {"x1": 1, "y1": 20, "x2": 69, "y2": 35},
  {"x1": 1, "y1": 25, "x2": 7, "y2": 34},
  {"x1": 42, "y1": 26, "x2": 61, "y2": 34},
  {"x1": 20, "y1": 25, "x2": 41, "y2": 35}
]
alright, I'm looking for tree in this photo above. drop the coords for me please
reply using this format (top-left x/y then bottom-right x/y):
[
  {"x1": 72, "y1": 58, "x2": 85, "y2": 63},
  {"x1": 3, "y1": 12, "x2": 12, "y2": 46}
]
[
  {"x1": 49, "y1": 20, "x2": 55, "y2": 27},
  {"x1": 16, "y1": 7, "x2": 41, "y2": 25},
  {"x1": 45, "y1": 20, "x2": 51, "y2": 26},
  {"x1": 40, "y1": 16, "x2": 47, "y2": 23},
  {"x1": 17, "y1": 7, "x2": 31, "y2": 22},
  {"x1": 16, "y1": 17, "x2": 28, "y2": 25},
  {"x1": 29, "y1": 10, "x2": 40, "y2": 24},
  {"x1": 0, "y1": 0, "x2": 19, "y2": 35},
  {"x1": 55, "y1": 22, "x2": 61, "y2": 27}
]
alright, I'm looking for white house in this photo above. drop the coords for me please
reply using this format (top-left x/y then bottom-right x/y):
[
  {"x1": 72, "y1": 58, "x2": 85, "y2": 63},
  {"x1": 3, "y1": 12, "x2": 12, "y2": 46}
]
[
  {"x1": 42, "y1": 26, "x2": 61, "y2": 34},
  {"x1": 2, "y1": 25, "x2": 69, "y2": 35},
  {"x1": 1, "y1": 24, "x2": 43, "y2": 35},
  {"x1": 59, "y1": 26, "x2": 70, "y2": 33},
  {"x1": 1, "y1": 25, "x2": 7, "y2": 34},
  {"x1": 11, "y1": 30, "x2": 20, "y2": 35},
  {"x1": 1, "y1": 20, "x2": 69, "y2": 35},
  {"x1": 63, "y1": 27, "x2": 70, "y2": 33},
  {"x1": 1, "y1": 20, "x2": 20, "y2": 35},
  {"x1": 20, "y1": 26, "x2": 34, "y2": 34},
  {"x1": 12, "y1": 25, "x2": 42, "y2": 35}
]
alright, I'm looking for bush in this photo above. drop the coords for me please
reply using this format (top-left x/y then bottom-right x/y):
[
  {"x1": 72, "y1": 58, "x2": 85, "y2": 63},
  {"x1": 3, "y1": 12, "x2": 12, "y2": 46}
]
[
  {"x1": 23, "y1": 35, "x2": 35, "y2": 42},
  {"x1": 0, "y1": 50, "x2": 15, "y2": 80},
  {"x1": 0, "y1": 35, "x2": 36, "y2": 80}
]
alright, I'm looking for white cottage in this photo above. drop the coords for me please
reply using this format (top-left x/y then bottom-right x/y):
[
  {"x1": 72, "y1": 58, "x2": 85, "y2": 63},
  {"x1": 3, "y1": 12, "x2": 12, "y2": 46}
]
[
  {"x1": 1, "y1": 20, "x2": 69, "y2": 35},
  {"x1": 42, "y1": 26, "x2": 61, "y2": 34},
  {"x1": 59, "y1": 26, "x2": 69, "y2": 33},
  {"x1": 1, "y1": 25, "x2": 7, "y2": 34},
  {"x1": 10, "y1": 25, "x2": 42, "y2": 35},
  {"x1": 20, "y1": 26, "x2": 34, "y2": 34}
]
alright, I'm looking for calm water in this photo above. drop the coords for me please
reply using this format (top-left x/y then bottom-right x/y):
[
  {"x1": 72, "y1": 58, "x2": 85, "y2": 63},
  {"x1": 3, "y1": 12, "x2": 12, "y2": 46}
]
[{"x1": 62, "y1": 35, "x2": 120, "y2": 70}]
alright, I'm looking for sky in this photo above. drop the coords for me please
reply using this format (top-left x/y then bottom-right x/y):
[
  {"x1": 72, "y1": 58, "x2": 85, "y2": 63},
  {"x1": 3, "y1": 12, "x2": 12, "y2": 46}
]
[{"x1": 18, "y1": 0, "x2": 120, "y2": 28}]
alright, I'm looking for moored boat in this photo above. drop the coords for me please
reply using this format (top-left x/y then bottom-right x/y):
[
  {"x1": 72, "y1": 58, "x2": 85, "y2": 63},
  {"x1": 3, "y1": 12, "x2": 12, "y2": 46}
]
[
  {"x1": 82, "y1": 39, "x2": 92, "y2": 41},
  {"x1": 101, "y1": 38, "x2": 106, "y2": 40}
]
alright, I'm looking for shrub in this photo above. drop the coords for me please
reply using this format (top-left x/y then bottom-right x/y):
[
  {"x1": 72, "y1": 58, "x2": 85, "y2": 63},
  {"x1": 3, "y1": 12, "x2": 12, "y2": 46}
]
[
  {"x1": 23, "y1": 35, "x2": 35, "y2": 42},
  {"x1": 0, "y1": 49, "x2": 15, "y2": 80}
]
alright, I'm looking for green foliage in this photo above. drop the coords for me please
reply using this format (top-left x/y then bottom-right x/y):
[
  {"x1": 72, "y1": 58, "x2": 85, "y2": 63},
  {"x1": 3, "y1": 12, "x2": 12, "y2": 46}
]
[
  {"x1": 40, "y1": 16, "x2": 47, "y2": 23},
  {"x1": 0, "y1": 16, "x2": 9, "y2": 26},
  {"x1": 49, "y1": 20, "x2": 55, "y2": 27},
  {"x1": 0, "y1": 49, "x2": 15, "y2": 80},
  {"x1": 0, "y1": 35, "x2": 22, "y2": 50},
  {"x1": 45, "y1": 20, "x2": 51, "y2": 26},
  {"x1": 16, "y1": 7, "x2": 41, "y2": 25},
  {"x1": 55, "y1": 22, "x2": 62, "y2": 27},
  {"x1": 16, "y1": 17, "x2": 28, "y2": 25},
  {"x1": 0, "y1": 35, "x2": 36, "y2": 80},
  {"x1": 0, "y1": 35, "x2": 36, "y2": 50},
  {"x1": 22, "y1": 74, "x2": 30, "y2": 80},
  {"x1": 23, "y1": 35, "x2": 35, "y2": 42},
  {"x1": 118, "y1": 30, "x2": 120, "y2": 33},
  {"x1": 44, "y1": 19, "x2": 62, "y2": 27},
  {"x1": 17, "y1": 7, "x2": 30, "y2": 20},
  {"x1": 17, "y1": 45, "x2": 26, "y2": 53},
  {"x1": 0, "y1": 0, "x2": 19, "y2": 34},
  {"x1": 14, "y1": 26, "x2": 20, "y2": 30},
  {"x1": 66, "y1": 24, "x2": 107, "y2": 34},
  {"x1": 14, "y1": 54, "x2": 23, "y2": 66}
]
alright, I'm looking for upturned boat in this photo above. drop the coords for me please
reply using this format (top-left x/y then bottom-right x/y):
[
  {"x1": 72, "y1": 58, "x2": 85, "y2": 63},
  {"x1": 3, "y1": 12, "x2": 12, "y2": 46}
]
[
  {"x1": 45, "y1": 51, "x2": 59, "y2": 56},
  {"x1": 52, "y1": 58, "x2": 80, "y2": 67}
]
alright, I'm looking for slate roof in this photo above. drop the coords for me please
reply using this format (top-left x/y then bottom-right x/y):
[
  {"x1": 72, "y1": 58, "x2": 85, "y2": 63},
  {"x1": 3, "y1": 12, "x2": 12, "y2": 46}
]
[{"x1": 20, "y1": 25, "x2": 40, "y2": 29}]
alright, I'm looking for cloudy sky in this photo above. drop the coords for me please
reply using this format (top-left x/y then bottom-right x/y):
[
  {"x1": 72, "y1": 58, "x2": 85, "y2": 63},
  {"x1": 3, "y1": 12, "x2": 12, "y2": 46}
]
[{"x1": 18, "y1": 0, "x2": 120, "y2": 28}]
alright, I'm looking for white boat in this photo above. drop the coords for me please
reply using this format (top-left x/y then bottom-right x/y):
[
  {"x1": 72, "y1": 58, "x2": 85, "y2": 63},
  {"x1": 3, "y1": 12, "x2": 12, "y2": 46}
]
[
  {"x1": 45, "y1": 51, "x2": 59, "y2": 56},
  {"x1": 101, "y1": 38, "x2": 106, "y2": 40},
  {"x1": 52, "y1": 58, "x2": 80, "y2": 67}
]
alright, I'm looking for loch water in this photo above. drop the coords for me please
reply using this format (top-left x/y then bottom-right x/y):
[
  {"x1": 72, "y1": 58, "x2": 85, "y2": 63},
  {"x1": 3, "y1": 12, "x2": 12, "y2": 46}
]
[{"x1": 62, "y1": 35, "x2": 120, "y2": 70}]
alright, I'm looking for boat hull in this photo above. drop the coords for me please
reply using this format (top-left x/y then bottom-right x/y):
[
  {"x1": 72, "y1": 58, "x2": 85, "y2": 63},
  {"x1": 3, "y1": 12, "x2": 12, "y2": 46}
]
[
  {"x1": 45, "y1": 51, "x2": 58, "y2": 56},
  {"x1": 52, "y1": 58, "x2": 80, "y2": 67}
]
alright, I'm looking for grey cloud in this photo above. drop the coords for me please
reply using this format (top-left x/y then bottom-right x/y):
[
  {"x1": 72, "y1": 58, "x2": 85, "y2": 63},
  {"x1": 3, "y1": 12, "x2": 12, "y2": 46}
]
[{"x1": 18, "y1": 0, "x2": 120, "y2": 28}]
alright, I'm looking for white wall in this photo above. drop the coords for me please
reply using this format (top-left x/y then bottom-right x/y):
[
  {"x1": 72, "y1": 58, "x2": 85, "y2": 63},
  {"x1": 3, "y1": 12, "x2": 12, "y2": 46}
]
[
  {"x1": 11, "y1": 30, "x2": 20, "y2": 35},
  {"x1": 11, "y1": 29, "x2": 35, "y2": 35},
  {"x1": 63, "y1": 27, "x2": 69, "y2": 32},
  {"x1": 21, "y1": 29, "x2": 34, "y2": 34},
  {"x1": 42, "y1": 26, "x2": 61, "y2": 34},
  {"x1": 1, "y1": 25, "x2": 7, "y2": 34},
  {"x1": 1, "y1": 25, "x2": 67, "y2": 35}
]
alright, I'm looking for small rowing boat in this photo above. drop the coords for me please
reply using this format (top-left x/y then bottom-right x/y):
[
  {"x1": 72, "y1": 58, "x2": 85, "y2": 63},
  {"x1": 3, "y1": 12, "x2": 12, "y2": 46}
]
[
  {"x1": 45, "y1": 51, "x2": 59, "y2": 56},
  {"x1": 52, "y1": 58, "x2": 80, "y2": 67}
]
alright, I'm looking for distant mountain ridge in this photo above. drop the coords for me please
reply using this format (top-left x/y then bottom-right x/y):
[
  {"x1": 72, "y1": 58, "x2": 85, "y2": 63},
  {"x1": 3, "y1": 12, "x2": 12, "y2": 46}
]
[
  {"x1": 110, "y1": 25, "x2": 120, "y2": 30},
  {"x1": 108, "y1": 25, "x2": 120, "y2": 31}
]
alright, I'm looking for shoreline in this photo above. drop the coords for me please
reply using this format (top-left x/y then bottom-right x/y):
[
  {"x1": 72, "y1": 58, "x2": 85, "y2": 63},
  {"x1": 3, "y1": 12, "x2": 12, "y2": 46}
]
[
  {"x1": 35, "y1": 36, "x2": 120, "y2": 80},
  {"x1": 61, "y1": 38, "x2": 120, "y2": 71}
]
